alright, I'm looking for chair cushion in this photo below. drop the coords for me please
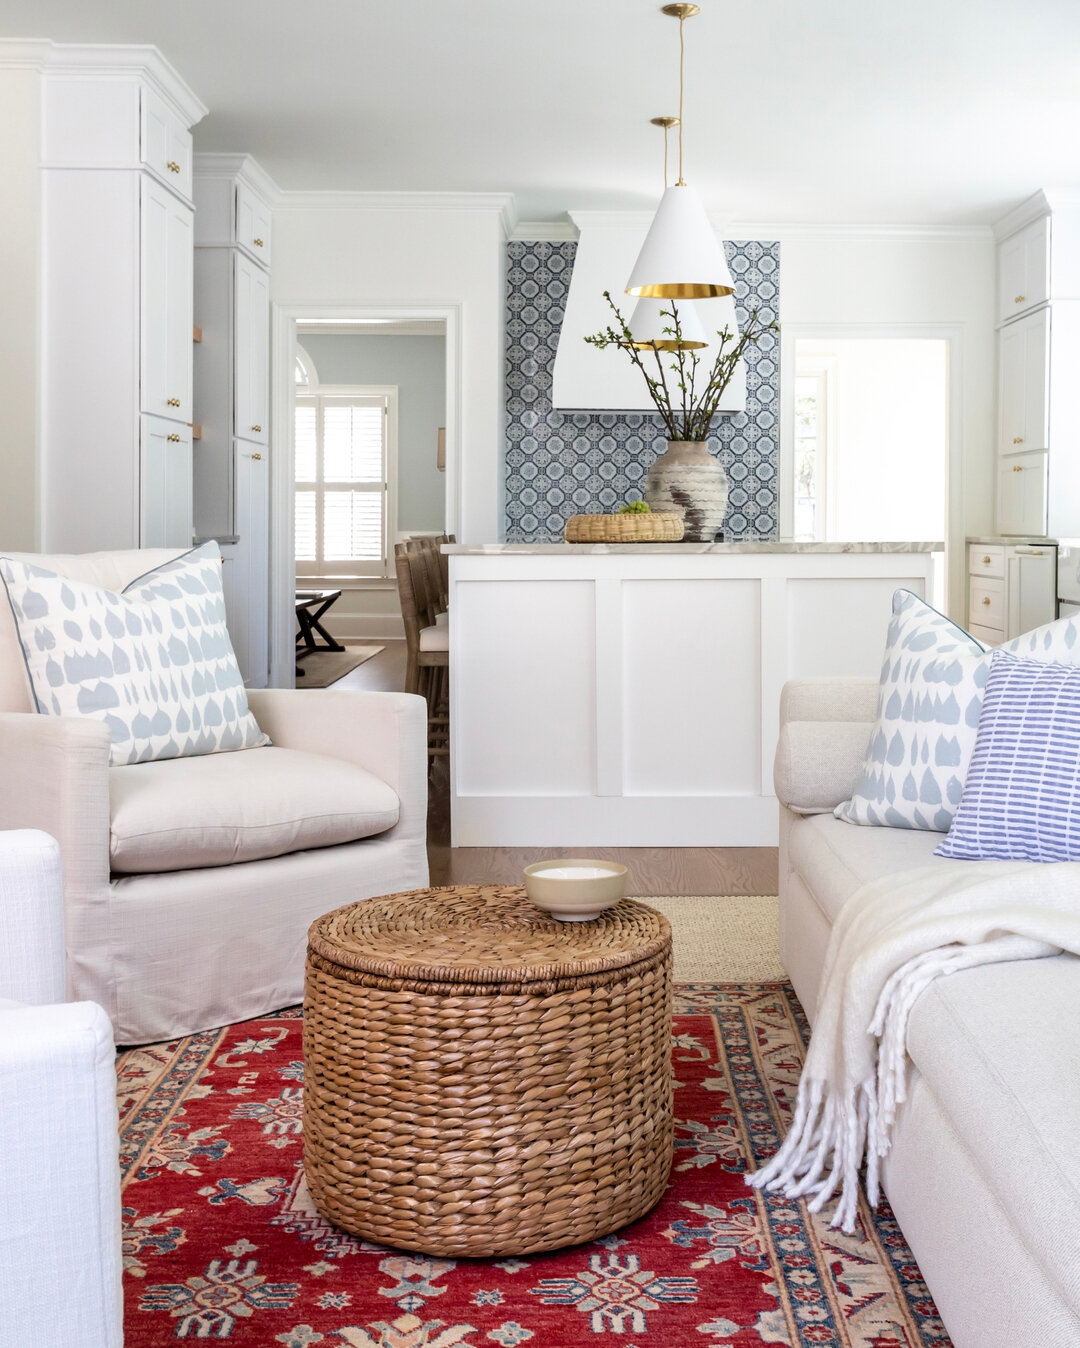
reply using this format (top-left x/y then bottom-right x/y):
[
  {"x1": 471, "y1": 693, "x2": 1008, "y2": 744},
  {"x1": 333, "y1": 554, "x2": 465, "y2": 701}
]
[
  {"x1": 109, "y1": 746, "x2": 399, "y2": 873},
  {"x1": 905, "y1": 954, "x2": 1080, "y2": 1322},
  {"x1": 419, "y1": 624, "x2": 449, "y2": 652},
  {"x1": 788, "y1": 812, "x2": 962, "y2": 924}
]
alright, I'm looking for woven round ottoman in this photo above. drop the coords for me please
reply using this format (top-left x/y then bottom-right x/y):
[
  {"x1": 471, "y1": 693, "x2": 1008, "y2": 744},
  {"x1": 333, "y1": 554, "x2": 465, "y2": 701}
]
[{"x1": 302, "y1": 884, "x2": 673, "y2": 1258}]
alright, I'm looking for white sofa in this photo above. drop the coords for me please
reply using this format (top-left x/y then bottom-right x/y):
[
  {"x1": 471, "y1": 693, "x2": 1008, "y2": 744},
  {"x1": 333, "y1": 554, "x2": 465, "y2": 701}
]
[
  {"x1": 775, "y1": 677, "x2": 1080, "y2": 1348},
  {"x1": 0, "y1": 830, "x2": 122, "y2": 1348},
  {"x1": 0, "y1": 549, "x2": 430, "y2": 1044}
]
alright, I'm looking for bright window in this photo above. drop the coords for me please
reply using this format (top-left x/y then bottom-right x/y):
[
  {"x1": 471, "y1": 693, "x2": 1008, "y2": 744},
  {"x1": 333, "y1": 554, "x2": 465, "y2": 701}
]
[{"x1": 295, "y1": 392, "x2": 395, "y2": 578}]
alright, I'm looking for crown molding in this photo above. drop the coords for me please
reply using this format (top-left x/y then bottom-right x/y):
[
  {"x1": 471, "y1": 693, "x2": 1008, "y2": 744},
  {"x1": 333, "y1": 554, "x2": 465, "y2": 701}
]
[
  {"x1": 567, "y1": 208, "x2": 992, "y2": 241},
  {"x1": 511, "y1": 219, "x2": 580, "y2": 241},
  {"x1": 0, "y1": 38, "x2": 207, "y2": 124},
  {"x1": 273, "y1": 189, "x2": 516, "y2": 235},
  {"x1": 193, "y1": 152, "x2": 282, "y2": 204},
  {"x1": 993, "y1": 189, "x2": 1080, "y2": 241}
]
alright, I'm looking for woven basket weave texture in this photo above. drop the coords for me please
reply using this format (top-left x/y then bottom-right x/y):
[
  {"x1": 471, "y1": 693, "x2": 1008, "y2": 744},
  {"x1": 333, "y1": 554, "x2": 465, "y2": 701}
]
[
  {"x1": 303, "y1": 885, "x2": 674, "y2": 1257},
  {"x1": 564, "y1": 512, "x2": 684, "y2": 543}
]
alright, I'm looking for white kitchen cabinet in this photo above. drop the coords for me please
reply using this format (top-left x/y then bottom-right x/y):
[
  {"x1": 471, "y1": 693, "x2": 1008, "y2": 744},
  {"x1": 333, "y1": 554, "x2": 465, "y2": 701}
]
[
  {"x1": 967, "y1": 539, "x2": 1056, "y2": 643},
  {"x1": 140, "y1": 85, "x2": 193, "y2": 200},
  {"x1": 192, "y1": 156, "x2": 272, "y2": 685},
  {"x1": 39, "y1": 50, "x2": 206, "y2": 553},
  {"x1": 233, "y1": 252, "x2": 270, "y2": 446},
  {"x1": 141, "y1": 177, "x2": 194, "y2": 425},
  {"x1": 141, "y1": 417, "x2": 193, "y2": 548},
  {"x1": 997, "y1": 451, "x2": 1047, "y2": 537},
  {"x1": 997, "y1": 217, "x2": 1050, "y2": 326},
  {"x1": 997, "y1": 307, "x2": 1049, "y2": 455}
]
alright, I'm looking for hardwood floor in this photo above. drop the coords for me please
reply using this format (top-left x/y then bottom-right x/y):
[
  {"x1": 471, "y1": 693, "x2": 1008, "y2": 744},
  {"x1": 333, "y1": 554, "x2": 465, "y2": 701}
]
[{"x1": 329, "y1": 639, "x2": 779, "y2": 895}]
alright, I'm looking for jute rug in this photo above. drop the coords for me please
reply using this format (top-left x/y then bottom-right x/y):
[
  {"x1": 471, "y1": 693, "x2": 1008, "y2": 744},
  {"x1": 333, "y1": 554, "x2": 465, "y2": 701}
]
[
  {"x1": 115, "y1": 897, "x2": 950, "y2": 1346},
  {"x1": 296, "y1": 648, "x2": 384, "y2": 688}
]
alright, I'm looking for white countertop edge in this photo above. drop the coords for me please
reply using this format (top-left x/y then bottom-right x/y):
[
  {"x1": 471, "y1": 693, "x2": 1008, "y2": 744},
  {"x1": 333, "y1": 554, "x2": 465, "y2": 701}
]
[{"x1": 444, "y1": 541, "x2": 945, "y2": 556}]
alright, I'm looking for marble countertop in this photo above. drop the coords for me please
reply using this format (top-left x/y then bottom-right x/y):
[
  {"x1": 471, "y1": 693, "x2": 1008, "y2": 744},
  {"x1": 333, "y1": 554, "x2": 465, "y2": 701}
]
[
  {"x1": 444, "y1": 540, "x2": 944, "y2": 556},
  {"x1": 966, "y1": 535, "x2": 1057, "y2": 546}
]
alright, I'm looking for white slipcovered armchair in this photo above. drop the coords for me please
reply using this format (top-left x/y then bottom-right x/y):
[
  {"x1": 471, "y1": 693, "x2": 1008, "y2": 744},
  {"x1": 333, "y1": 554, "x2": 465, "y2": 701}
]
[
  {"x1": 0, "y1": 549, "x2": 430, "y2": 1044},
  {"x1": 0, "y1": 829, "x2": 123, "y2": 1348}
]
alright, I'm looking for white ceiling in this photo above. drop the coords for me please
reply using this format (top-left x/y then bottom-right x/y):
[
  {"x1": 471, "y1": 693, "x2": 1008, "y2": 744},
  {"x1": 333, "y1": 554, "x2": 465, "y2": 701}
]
[{"x1": 3, "y1": 0, "x2": 1079, "y2": 224}]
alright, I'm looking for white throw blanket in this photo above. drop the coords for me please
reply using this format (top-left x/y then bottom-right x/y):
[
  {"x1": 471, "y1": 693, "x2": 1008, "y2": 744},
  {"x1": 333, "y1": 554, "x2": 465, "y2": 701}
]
[{"x1": 747, "y1": 861, "x2": 1080, "y2": 1232}]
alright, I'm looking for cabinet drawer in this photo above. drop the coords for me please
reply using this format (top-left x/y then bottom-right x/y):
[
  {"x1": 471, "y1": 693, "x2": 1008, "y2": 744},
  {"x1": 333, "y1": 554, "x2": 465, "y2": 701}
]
[
  {"x1": 968, "y1": 544, "x2": 1004, "y2": 578},
  {"x1": 141, "y1": 87, "x2": 193, "y2": 200},
  {"x1": 235, "y1": 183, "x2": 272, "y2": 266},
  {"x1": 968, "y1": 621, "x2": 1003, "y2": 648},
  {"x1": 970, "y1": 577, "x2": 1004, "y2": 630}
]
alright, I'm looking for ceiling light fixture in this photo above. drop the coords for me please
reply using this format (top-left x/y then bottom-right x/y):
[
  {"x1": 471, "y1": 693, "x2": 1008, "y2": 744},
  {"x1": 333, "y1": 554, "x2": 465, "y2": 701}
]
[
  {"x1": 626, "y1": 116, "x2": 708, "y2": 351},
  {"x1": 625, "y1": 3, "x2": 735, "y2": 300}
]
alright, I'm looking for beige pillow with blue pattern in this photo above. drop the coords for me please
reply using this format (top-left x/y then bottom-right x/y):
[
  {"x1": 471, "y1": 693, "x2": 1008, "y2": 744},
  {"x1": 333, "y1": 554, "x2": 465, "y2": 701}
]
[
  {"x1": 836, "y1": 589, "x2": 1080, "y2": 831},
  {"x1": 0, "y1": 541, "x2": 268, "y2": 765}
]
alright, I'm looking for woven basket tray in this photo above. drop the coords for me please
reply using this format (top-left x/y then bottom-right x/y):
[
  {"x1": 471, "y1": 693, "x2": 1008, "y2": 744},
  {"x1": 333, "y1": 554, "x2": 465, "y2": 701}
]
[{"x1": 564, "y1": 512, "x2": 684, "y2": 543}]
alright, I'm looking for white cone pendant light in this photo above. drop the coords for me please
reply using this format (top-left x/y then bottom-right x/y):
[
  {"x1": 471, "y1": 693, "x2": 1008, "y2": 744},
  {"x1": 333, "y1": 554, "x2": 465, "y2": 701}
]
[
  {"x1": 626, "y1": 4, "x2": 734, "y2": 300},
  {"x1": 626, "y1": 295, "x2": 708, "y2": 349},
  {"x1": 626, "y1": 184, "x2": 734, "y2": 298}
]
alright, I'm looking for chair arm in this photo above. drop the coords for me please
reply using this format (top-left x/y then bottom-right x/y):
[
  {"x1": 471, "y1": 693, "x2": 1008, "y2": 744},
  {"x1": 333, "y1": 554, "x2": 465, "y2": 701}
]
[
  {"x1": 0, "y1": 1001, "x2": 122, "y2": 1346},
  {"x1": 779, "y1": 677, "x2": 880, "y2": 727},
  {"x1": 774, "y1": 720, "x2": 873, "y2": 814},
  {"x1": 246, "y1": 690, "x2": 428, "y2": 844},
  {"x1": 0, "y1": 830, "x2": 66, "y2": 1005}
]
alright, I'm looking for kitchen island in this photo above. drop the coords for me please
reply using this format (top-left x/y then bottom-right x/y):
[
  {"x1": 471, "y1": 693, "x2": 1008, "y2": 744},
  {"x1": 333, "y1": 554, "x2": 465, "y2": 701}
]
[{"x1": 446, "y1": 541, "x2": 942, "y2": 847}]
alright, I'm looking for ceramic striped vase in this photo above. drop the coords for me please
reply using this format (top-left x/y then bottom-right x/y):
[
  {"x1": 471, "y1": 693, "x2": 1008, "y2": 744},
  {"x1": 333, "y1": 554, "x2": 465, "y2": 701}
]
[{"x1": 645, "y1": 440, "x2": 730, "y2": 542}]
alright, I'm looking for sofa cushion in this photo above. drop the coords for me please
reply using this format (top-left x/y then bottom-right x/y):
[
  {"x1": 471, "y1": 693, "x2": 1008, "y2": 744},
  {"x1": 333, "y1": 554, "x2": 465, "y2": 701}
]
[
  {"x1": 109, "y1": 746, "x2": 399, "y2": 873},
  {"x1": 787, "y1": 812, "x2": 963, "y2": 923},
  {"x1": 904, "y1": 955, "x2": 1080, "y2": 1321}
]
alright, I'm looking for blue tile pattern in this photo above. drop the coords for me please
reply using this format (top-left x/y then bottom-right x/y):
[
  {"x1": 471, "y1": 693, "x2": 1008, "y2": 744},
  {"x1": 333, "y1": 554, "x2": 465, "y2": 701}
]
[{"x1": 504, "y1": 239, "x2": 780, "y2": 542}]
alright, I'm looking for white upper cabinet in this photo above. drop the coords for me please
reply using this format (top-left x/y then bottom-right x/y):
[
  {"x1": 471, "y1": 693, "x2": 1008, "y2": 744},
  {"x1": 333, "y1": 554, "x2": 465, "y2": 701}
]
[
  {"x1": 997, "y1": 450, "x2": 1048, "y2": 538},
  {"x1": 235, "y1": 182, "x2": 272, "y2": 266},
  {"x1": 997, "y1": 218, "x2": 1049, "y2": 326},
  {"x1": 233, "y1": 251, "x2": 270, "y2": 445},
  {"x1": 997, "y1": 307, "x2": 1049, "y2": 455},
  {"x1": 141, "y1": 176, "x2": 194, "y2": 425},
  {"x1": 140, "y1": 86, "x2": 193, "y2": 201}
]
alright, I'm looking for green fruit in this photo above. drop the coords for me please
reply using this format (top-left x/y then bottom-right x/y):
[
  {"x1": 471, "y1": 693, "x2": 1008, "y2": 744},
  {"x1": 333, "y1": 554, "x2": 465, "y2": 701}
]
[{"x1": 617, "y1": 499, "x2": 651, "y2": 514}]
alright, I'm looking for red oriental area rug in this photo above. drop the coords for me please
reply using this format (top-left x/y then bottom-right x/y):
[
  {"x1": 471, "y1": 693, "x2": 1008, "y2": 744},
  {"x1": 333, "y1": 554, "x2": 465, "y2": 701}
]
[{"x1": 116, "y1": 984, "x2": 951, "y2": 1347}]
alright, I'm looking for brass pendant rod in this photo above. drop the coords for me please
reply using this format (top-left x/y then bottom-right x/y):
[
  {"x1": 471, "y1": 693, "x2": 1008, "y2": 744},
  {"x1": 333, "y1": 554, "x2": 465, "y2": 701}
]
[{"x1": 677, "y1": 14, "x2": 685, "y2": 185}]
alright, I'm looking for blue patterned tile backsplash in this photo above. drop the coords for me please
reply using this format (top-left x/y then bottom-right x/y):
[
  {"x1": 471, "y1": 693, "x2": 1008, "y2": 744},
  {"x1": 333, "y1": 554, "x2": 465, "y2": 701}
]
[{"x1": 504, "y1": 239, "x2": 780, "y2": 543}]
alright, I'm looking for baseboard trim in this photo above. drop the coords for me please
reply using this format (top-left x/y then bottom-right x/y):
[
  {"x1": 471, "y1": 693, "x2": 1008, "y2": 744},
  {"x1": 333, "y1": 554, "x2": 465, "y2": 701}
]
[{"x1": 324, "y1": 615, "x2": 405, "y2": 642}]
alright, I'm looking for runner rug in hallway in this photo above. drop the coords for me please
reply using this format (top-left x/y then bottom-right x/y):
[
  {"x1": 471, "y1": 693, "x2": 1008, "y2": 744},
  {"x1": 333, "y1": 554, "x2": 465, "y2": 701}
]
[{"x1": 116, "y1": 985, "x2": 950, "y2": 1347}]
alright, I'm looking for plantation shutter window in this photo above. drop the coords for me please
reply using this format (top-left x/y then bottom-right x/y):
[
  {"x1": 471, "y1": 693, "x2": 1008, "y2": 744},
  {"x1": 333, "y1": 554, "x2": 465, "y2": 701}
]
[{"x1": 295, "y1": 393, "x2": 392, "y2": 578}]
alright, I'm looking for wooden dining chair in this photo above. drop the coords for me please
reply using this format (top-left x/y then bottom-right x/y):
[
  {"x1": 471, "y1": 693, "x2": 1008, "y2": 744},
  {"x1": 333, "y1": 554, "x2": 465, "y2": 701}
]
[{"x1": 394, "y1": 542, "x2": 449, "y2": 759}]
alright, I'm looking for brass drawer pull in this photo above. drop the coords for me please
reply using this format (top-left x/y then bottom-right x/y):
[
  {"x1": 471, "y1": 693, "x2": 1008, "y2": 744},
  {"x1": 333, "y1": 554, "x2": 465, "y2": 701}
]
[
  {"x1": 1013, "y1": 465, "x2": 1023, "y2": 472},
  {"x1": 167, "y1": 160, "x2": 181, "y2": 174},
  {"x1": 251, "y1": 424, "x2": 262, "y2": 433},
  {"x1": 1012, "y1": 436, "x2": 1024, "y2": 444},
  {"x1": 982, "y1": 596, "x2": 991, "y2": 605},
  {"x1": 251, "y1": 452, "x2": 263, "y2": 460},
  {"x1": 253, "y1": 237, "x2": 264, "y2": 247},
  {"x1": 166, "y1": 398, "x2": 181, "y2": 408},
  {"x1": 982, "y1": 555, "x2": 991, "y2": 564},
  {"x1": 1014, "y1": 294, "x2": 1026, "y2": 304},
  {"x1": 167, "y1": 433, "x2": 181, "y2": 443}
]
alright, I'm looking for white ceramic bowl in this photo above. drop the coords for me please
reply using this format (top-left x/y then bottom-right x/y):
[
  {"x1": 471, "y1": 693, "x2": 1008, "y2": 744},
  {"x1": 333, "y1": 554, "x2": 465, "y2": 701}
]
[{"x1": 522, "y1": 859, "x2": 628, "y2": 922}]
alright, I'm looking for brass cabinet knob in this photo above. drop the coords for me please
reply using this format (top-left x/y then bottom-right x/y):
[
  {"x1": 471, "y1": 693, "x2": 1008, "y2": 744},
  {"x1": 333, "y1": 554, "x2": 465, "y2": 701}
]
[
  {"x1": 253, "y1": 237, "x2": 264, "y2": 247},
  {"x1": 251, "y1": 452, "x2": 263, "y2": 460},
  {"x1": 167, "y1": 433, "x2": 181, "y2": 443},
  {"x1": 167, "y1": 161, "x2": 181, "y2": 173},
  {"x1": 982, "y1": 596, "x2": 991, "y2": 605},
  {"x1": 251, "y1": 424, "x2": 262, "y2": 432},
  {"x1": 166, "y1": 398, "x2": 181, "y2": 407},
  {"x1": 1012, "y1": 436, "x2": 1024, "y2": 444},
  {"x1": 1013, "y1": 464, "x2": 1024, "y2": 472},
  {"x1": 982, "y1": 555, "x2": 991, "y2": 564},
  {"x1": 1014, "y1": 294, "x2": 1026, "y2": 303}
]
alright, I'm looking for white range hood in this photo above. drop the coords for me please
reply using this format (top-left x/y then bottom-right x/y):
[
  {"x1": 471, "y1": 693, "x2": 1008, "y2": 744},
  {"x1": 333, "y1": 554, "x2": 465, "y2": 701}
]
[{"x1": 551, "y1": 211, "x2": 747, "y2": 414}]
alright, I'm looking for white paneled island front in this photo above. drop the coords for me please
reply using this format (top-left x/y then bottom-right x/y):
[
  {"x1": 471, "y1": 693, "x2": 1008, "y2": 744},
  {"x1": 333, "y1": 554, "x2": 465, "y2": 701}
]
[{"x1": 447, "y1": 542, "x2": 942, "y2": 847}]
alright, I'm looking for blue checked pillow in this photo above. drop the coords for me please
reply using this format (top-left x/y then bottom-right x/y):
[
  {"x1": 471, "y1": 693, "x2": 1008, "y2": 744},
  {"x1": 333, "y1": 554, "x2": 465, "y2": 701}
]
[
  {"x1": 836, "y1": 589, "x2": 1080, "y2": 832},
  {"x1": 937, "y1": 652, "x2": 1080, "y2": 861},
  {"x1": 0, "y1": 541, "x2": 268, "y2": 766}
]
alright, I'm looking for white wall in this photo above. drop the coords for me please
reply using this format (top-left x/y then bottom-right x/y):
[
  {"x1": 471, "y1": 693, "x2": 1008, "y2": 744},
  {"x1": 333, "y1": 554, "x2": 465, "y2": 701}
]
[
  {"x1": 271, "y1": 204, "x2": 506, "y2": 544},
  {"x1": 0, "y1": 67, "x2": 42, "y2": 551},
  {"x1": 775, "y1": 229, "x2": 996, "y2": 621}
]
